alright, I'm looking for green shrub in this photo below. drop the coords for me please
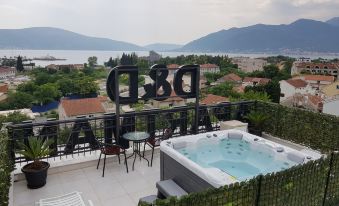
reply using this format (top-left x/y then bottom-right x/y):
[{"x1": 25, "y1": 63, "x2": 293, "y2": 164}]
[
  {"x1": 256, "y1": 101, "x2": 339, "y2": 153},
  {"x1": 0, "y1": 132, "x2": 14, "y2": 206}
]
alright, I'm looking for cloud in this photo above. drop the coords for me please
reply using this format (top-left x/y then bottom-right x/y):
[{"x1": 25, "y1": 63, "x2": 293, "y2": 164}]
[{"x1": 0, "y1": 0, "x2": 338, "y2": 45}]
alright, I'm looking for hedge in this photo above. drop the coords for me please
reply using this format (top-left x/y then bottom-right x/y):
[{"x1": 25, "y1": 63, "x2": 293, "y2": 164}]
[
  {"x1": 0, "y1": 132, "x2": 14, "y2": 206},
  {"x1": 256, "y1": 101, "x2": 339, "y2": 153},
  {"x1": 140, "y1": 153, "x2": 339, "y2": 206}
]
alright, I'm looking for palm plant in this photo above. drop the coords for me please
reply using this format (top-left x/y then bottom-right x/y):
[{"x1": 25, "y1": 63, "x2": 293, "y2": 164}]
[
  {"x1": 18, "y1": 137, "x2": 53, "y2": 170},
  {"x1": 244, "y1": 111, "x2": 270, "y2": 130}
]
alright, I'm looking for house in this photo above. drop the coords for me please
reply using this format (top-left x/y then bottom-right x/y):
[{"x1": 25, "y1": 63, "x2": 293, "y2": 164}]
[
  {"x1": 305, "y1": 95, "x2": 323, "y2": 112},
  {"x1": 323, "y1": 98, "x2": 339, "y2": 116},
  {"x1": 200, "y1": 64, "x2": 220, "y2": 75},
  {"x1": 0, "y1": 83, "x2": 9, "y2": 102},
  {"x1": 0, "y1": 66, "x2": 16, "y2": 79},
  {"x1": 167, "y1": 64, "x2": 180, "y2": 75},
  {"x1": 231, "y1": 57, "x2": 268, "y2": 72},
  {"x1": 200, "y1": 94, "x2": 228, "y2": 105},
  {"x1": 280, "y1": 79, "x2": 311, "y2": 102},
  {"x1": 242, "y1": 77, "x2": 271, "y2": 87},
  {"x1": 291, "y1": 62, "x2": 339, "y2": 78},
  {"x1": 298, "y1": 75, "x2": 335, "y2": 90},
  {"x1": 321, "y1": 81, "x2": 339, "y2": 99},
  {"x1": 46, "y1": 64, "x2": 84, "y2": 71},
  {"x1": 151, "y1": 90, "x2": 186, "y2": 108},
  {"x1": 58, "y1": 97, "x2": 106, "y2": 120},
  {"x1": 216, "y1": 73, "x2": 242, "y2": 85}
]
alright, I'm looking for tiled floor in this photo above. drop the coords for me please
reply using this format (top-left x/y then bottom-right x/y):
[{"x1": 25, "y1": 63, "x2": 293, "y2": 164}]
[{"x1": 14, "y1": 151, "x2": 160, "y2": 206}]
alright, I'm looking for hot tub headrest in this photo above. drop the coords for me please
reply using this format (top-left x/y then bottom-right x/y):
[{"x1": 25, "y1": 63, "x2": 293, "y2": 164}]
[
  {"x1": 228, "y1": 132, "x2": 243, "y2": 140},
  {"x1": 172, "y1": 141, "x2": 187, "y2": 150},
  {"x1": 287, "y1": 152, "x2": 305, "y2": 164}
]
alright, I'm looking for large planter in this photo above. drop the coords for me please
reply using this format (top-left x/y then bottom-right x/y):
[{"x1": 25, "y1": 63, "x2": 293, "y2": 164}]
[
  {"x1": 21, "y1": 161, "x2": 50, "y2": 189},
  {"x1": 248, "y1": 126, "x2": 263, "y2": 137}
]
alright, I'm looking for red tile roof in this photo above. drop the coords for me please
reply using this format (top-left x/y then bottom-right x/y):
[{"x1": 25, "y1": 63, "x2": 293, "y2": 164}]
[
  {"x1": 200, "y1": 94, "x2": 228, "y2": 105},
  {"x1": 60, "y1": 97, "x2": 105, "y2": 117},
  {"x1": 0, "y1": 84, "x2": 9, "y2": 93},
  {"x1": 286, "y1": 79, "x2": 308, "y2": 88},
  {"x1": 243, "y1": 77, "x2": 271, "y2": 85},
  {"x1": 307, "y1": 95, "x2": 323, "y2": 106},
  {"x1": 218, "y1": 73, "x2": 242, "y2": 82},
  {"x1": 296, "y1": 62, "x2": 339, "y2": 70},
  {"x1": 167, "y1": 64, "x2": 180, "y2": 70},
  {"x1": 304, "y1": 75, "x2": 335, "y2": 82},
  {"x1": 200, "y1": 64, "x2": 219, "y2": 69}
]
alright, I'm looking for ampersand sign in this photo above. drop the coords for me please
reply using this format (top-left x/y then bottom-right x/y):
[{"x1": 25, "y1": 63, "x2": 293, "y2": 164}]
[{"x1": 142, "y1": 64, "x2": 172, "y2": 101}]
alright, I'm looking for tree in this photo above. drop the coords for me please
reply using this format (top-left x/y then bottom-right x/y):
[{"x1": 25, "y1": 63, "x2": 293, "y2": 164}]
[
  {"x1": 74, "y1": 77, "x2": 99, "y2": 96},
  {"x1": 88, "y1": 56, "x2": 98, "y2": 67},
  {"x1": 34, "y1": 83, "x2": 61, "y2": 105},
  {"x1": 16, "y1": 56, "x2": 24, "y2": 72},
  {"x1": 7, "y1": 91, "x2": 34, "y2": 109},
  {"x1": 208, "y1": 82, "x2": 238, "y2": 97},
  {"x1": 16, "y1": 81, "x2": 38, "y2": 95},
  {"x1": 56, "y1": 78, "x2": 75, "y2": 96},
  {"x1": 244, "y1": 81, "x2": 281, "y2": 103}
]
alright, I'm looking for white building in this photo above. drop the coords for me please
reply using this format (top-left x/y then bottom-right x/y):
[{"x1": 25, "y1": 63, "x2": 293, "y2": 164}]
[
  {"x1": 280, "y1": 79, "x2": 314, "y2": 102},
  {"x1": 200, "y1": 64, "x2": 220, "y2": 75},
  {"x1": 323, "y1": 99, "x2": 339, "y2": 116},
  {"x1": 231, "y1": 57, "x2": 268, "y2": 72},
  {"x1": 0, "y1": 66, "x2": 16, "y2": 79}
]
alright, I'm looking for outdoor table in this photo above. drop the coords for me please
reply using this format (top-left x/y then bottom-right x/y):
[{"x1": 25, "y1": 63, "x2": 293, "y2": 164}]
[{"x1": 123, "y1": 131, "x2": 150, "y2": 170}]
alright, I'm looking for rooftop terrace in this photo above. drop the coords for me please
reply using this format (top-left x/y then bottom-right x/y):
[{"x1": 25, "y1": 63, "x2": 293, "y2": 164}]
[{"x1": 2, "y1": 101, "x2": 339, "y2": 206}]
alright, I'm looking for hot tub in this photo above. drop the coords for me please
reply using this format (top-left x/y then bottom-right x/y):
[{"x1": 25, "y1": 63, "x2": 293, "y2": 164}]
[{"x1": 160, "y1": 130, "x2": 321, "y2": 193}]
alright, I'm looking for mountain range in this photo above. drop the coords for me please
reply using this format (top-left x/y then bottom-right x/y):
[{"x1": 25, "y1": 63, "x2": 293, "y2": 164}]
[{"x1": 0, "y1": 17, "x2": 339, "y2": 53}]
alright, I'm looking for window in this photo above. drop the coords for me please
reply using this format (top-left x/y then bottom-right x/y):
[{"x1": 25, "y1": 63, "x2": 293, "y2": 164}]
[
  {"x1": 337, "y1": 85, "x2": 339, "y2": 90},
  {"x1": 280, "y1": 93, "x2": 285, "y2": 97}
]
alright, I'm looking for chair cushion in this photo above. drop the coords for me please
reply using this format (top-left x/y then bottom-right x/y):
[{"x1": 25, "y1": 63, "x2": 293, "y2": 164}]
[
  {"x1": 101, "y1": 146, "x2": 121, "y2": 155},
  {"x1": 148, "y1": 137, "x2": 157, "y2": 146}
]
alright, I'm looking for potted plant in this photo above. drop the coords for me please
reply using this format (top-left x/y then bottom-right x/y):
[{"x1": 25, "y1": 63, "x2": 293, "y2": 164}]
[
  {"x1": 244, "y1": 111, "x2": 269, "y2": 136},
  {"x1": 18, "y1": 137, "x2": 53, "y2": 189}
]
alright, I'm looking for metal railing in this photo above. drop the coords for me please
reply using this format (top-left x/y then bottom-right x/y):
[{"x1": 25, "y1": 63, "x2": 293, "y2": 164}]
[{"x1": 7, "y1": 101, "x2": 255, "y2": 164}]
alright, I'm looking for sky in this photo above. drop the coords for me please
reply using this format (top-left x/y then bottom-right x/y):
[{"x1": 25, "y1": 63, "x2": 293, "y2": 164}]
[{"x1": 0, "y1": 0, "x2": 339, "y2": 46}]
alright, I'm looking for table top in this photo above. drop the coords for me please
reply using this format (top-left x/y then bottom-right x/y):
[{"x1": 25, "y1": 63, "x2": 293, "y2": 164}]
[{"x1": 123, "y1": 131, "x2": 150, "y2": 142}]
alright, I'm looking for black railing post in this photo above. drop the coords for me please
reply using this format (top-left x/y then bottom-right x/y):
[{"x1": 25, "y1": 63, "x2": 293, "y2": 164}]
[
  {"x1": 5, "y1": 123, "x2": 15, "y2": 163},
  {"x1": 255, "y1": 175, "x2": 263, "y2": 206},
  {"x1": 194, "y1": 66, "x2": 200, "y2": 134},
  {"x1": 322, "y1": 152, "x2": 335, "y2": 206}
]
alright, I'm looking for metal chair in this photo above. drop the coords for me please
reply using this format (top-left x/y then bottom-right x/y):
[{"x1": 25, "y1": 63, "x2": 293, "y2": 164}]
[
  {"x1": 96, "y1": 140, "x2": 128, "y2": 177},
  {"x1": 143, "y1": 128, "x2": 172, "y2": 166}
]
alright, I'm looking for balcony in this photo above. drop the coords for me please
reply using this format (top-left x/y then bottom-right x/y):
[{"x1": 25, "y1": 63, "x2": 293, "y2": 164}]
[{"x1": 3, "y1": 101, "x2": 339, "y2": 206}]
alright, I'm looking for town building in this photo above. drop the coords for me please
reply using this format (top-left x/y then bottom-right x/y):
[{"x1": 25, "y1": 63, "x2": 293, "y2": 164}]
[
  {"x1": 58, "y1": 97, "x2": 106, "y2": 120},
  {"x1": 296, "y1": 57, "x2": 311, "y2": 63},
  {"x1": 200, "y1": 94, "x2": 228, "y2": 105},
  {"x1": 216, "y1": 73, "x2": 242, "y2": 85},
  {"x1": 321, "y1": 81, "x2": 339, "y2": 99},
  {"x1": 291, "y1": 62, "x2": 339, "y2": 78},
  {"x1": 0, "y1": 83, "x2": 9, "y2": 102},
  {"x1": 296, "y1": 75, "x2": 335, "y2": 90},
  {"x1": 200, "y1": 64, "x2": 220, "y2": 75},
  {"x1": 0, "y1": 66, "x2": 16, "y2": 79},
  {"x1": 167, "y1": 64, "x2": 180, "y2": 75},
  {"x1": 231, "y1": 57, "x2": 268, "y2": 72},
  {"x1": 46, "y1": 64, "x2": 84, "y2": 71},
  {"x1": 280, "y1": 79, "x2": 314, "y2": 102},
  {"x1": 151, "y1": 90, "x2": 186, "y2": 108},
  {"x1": 242, "y1": 77, "x2": 271, "y2": 87},
  {"x1": 323, "y1": 99, "x2": 339, "y2": 116}
]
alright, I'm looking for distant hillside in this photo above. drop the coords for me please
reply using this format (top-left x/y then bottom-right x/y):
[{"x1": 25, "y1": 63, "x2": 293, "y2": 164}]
[
  {"x1": 180, "y1": 18, "x2": 339, "y2": 53},
  {"x1": 326, "y1": 17, "x2": 339, "y2": 27},
  {"x1": 0, "y1": 27, "x2": 144, "y2": 51},
  {"x1": 144, "y1": 43, "x2": 183, "y2": 51}
]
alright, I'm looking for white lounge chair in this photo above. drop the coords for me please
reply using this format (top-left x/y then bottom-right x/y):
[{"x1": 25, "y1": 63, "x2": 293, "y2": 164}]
[{"x1": 37, "y1": 191, "x2": 93, "y2": 206}]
